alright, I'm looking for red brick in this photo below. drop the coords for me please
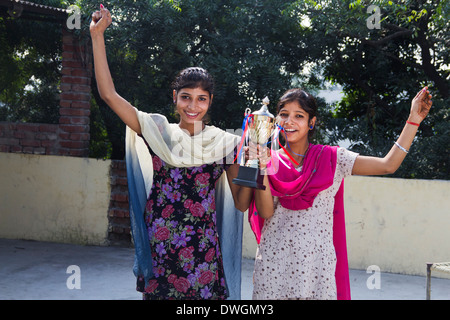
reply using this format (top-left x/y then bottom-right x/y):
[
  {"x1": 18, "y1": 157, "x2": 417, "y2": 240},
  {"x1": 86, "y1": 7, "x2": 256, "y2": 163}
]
[
  {"x1": 63, "y1": 44, "x2": 88, "y2": 53},
  {"x1": 71, "y1": 101, "x2": 90, "y2": 109},
  {"x1": 0, "y1": 137, "x2": 20, "y2": 145},
  {"x1": 21, "y1": 139, "x2": 41, "y2": 147},
  {"x1": 17, "y1": 123, "x2": 39, "y2": 132},
  {"x1": 114, "y1": 176, "x2": 128, "y2": 186},
  {"x1": 10, "y1": 145, "x2": 22, "y2": 152},
  {"x1": 59, "y1": 108, "x2": 90, "y2": 117},
  {"x1": 57, "y1": 149, "x2": 70, "y2": 156},
  {"x1": 68, "y1": 149, "x2": 88, "y2": 157},
  {"x1": 41, "y1": 140, "x2": 57, "y2": 148},
  {"x1": 115, "y1": 169, "x2": 127, "y2": 178},
  {"x1": 33, "y1": 147, "x2": 46, "y2": 155},
  {"x1": 71, "y1": 69, "x2": 90, "y2": 77},
  {"x1": 112, "y1": 226, "x2": 124, "y2": 234},
  {"x1": 61, "y1": 76, "x2": 90, "y2": 86},
  {"x1": 61, "y1": 68, "x2": 73, "y2": 76},
  {"x1": 59, "y1": 116, "x2": 71, "y2": 124},
  {"x1": 13, "y1": 131, "x2": 26, "y2": 139},
  {"x1": 62, "y1": 34, "x2": 74, "y2": 45},
  {"x1": 109, "y1": 208, "x2": 129, "y2": 218},
  {"x1": 60, "y1": 92, "x2": 90, "y2": 102},
  {"x1": 59, "y1": 124, "x2": 89, "y2": 133},
  {"x1": 60, "y1": 140, "x2": 87, "y2": 149},
  {"x1": 62, "y1": 60, "x2": 84, "y2": 68},
  {"x1": 72, "y1": 84, "x2": 91, "y2": 93},
  {"x1": 113, "y1": 201, "x2": 129, "y2": 209},
  {"x1": 111, "y1": 160, "x2": 126, "y2": 169},
  {"x1": 62, "y1": 51, "x2": 74, "y2": 59},
  {"x1": 39, "y1": 124, "x2": 58, "y2": 132},
  {"x1": 70, "y1": 117, "x2": 89, "y2": 125},
  {"x1": 60, "y1": 83, "x2": 72, "y2": 92},
  {"x1": 0, "y1": 123, "x2": 17, "y2": 131},
  {"x1": 111, "y1": 192, "x2": 128, "y2": 202},
  {"x1": 59, "y1": 100, "x2": 72, "y2": 108},
  {"x1": 70, "y1": 133, "x2": 90, "y2": 141},
  {"x1": 36, "y1": 133, "x2": 57, "y2": 140},
  {"x1": 59, "y1": 132, "x2": 70, "y2": 140},
  {"x1": 60, "y1": 116, "x2": 89, "y2": 126},
  {"x1": 46, "y1": 149, "x2": 59, "y2": 155}
]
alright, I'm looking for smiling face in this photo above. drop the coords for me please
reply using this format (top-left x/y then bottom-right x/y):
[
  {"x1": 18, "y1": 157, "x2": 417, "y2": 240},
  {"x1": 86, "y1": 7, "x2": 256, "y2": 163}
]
[
  {"x1": 278, "y1": 101, "x2": 316, "y2": 144},
  {"x1": 173, "y1": 87, "x2": 212, "y2": 130}
]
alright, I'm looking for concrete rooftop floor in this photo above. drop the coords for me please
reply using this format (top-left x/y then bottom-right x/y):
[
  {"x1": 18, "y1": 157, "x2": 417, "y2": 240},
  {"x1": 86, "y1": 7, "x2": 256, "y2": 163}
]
[{"x1": 1, "y1": 238, "x2": 449, "y2": 300}]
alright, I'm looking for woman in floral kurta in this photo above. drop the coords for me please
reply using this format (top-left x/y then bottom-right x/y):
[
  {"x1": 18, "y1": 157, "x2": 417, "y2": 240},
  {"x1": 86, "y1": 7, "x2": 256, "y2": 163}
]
[
  {"x1": 137, "y1": 151, "x2": 234, "y2": 299},
  {"x1": 91, "y1": 6, "x2": 248, "y2": 300}
]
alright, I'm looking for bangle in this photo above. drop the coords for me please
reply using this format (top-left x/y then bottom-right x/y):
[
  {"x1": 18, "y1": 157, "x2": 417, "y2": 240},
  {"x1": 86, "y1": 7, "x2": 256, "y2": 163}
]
[
  {"x1": 406, "y1": 120, "x2": 420, "y2": 127},
  {"x1": 394, "y1": 141, "x2": 409, "y2": 153}
]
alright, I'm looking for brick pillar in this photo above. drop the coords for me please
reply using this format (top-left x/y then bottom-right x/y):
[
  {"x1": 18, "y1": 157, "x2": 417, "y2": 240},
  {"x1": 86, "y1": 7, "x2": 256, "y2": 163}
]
[
  {"x1": 59, "y1": 29, "x2": 92, "y2": 157},
  {"x1": 108, "y1": 160, "x2": 132, "y2": 246}
]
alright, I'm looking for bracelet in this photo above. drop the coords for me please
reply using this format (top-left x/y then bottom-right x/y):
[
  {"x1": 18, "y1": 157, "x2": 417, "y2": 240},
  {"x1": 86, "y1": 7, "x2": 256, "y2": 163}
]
[
  {"x1": 406, "y1": 120, "x2": 420, "y2": 127},
  {"x1": 394, "y1": 141, "x2": 409, "y2": 153}
]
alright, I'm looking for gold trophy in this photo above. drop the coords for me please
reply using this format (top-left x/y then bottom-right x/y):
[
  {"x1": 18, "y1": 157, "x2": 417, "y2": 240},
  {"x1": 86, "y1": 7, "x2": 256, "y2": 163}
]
[{"x1": 232, "y1": 97, "x2": 275, "y2": 190}]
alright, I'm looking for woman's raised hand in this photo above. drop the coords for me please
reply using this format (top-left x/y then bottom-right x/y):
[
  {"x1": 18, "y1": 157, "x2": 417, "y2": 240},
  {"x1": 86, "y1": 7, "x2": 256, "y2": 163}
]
[
  {"x1": 90, "y1": 4, "x2": 112, "y2": 37},
  {"x1": 409, "y1": 86, "x2": 433, "y2": 124}
]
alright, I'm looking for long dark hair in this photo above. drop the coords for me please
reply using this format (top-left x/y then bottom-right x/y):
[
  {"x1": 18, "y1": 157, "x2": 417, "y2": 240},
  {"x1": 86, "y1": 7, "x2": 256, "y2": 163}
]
[{"x1": 277, "y1": 88, "x2": 319, "y2": 139}]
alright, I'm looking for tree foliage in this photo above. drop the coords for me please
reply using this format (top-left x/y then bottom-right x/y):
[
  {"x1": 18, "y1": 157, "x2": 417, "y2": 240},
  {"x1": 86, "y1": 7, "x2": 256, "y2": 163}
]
[
  {"x1": 1, "y1": 0, "x2": 448, "y2": 179},
  {"x1": 0, "y1": 0, "x2": 64, "y2": 123},
  {"x1": 289, "y1": 0, "x2": 449, "y2": 179},
  {"x1": 79, "y1": 0, "x2": 309, "y2": 158}
]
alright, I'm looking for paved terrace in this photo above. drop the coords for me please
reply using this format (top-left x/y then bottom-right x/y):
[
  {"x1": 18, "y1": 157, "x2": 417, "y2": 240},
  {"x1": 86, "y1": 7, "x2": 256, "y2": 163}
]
[{"x1": 1, "y1": 238, "x2": 449, "y2": 300}]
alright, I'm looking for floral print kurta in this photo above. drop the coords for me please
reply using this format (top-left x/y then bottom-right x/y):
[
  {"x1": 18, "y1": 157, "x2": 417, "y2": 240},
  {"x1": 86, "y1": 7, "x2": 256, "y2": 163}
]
[{"x1": 137, "y1": 149, "x2": 233, "y2": 300}]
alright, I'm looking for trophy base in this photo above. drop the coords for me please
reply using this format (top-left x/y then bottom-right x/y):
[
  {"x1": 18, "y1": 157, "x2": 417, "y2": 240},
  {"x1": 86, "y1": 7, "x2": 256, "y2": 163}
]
[{"x1": 232, "y1": 166, "x2": 266, "y2": 190}]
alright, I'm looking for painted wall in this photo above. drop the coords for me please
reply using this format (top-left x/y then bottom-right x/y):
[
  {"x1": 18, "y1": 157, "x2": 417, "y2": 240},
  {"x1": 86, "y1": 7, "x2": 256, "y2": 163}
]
[
  {"x1": 0, "y1": 153, "x2": 111, "y2": 245},
  {"x1": 242, "y1": 176, "x2": 450, "y2": 278},
  {"x1": 1, "y1": 152, "x2": 448, "y2": 277},
  {"x1": 344, "y1": 176, "x2": 450, "y2": 278}
]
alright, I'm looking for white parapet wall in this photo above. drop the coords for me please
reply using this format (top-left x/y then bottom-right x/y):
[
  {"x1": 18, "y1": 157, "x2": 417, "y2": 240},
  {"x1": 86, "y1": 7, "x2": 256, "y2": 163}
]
[
  {"x1": 242, "y1": 175, "x2": 450, "y2": 278},
  {"x1": 344, "y1": 175, "x2": 450, "y2": 278},
  {"x1": 1, "y1": 152, "x2": 449, "y2": 277},
  {"x1": 0, "y1": 152, "x2": 111, "y2": 246}
]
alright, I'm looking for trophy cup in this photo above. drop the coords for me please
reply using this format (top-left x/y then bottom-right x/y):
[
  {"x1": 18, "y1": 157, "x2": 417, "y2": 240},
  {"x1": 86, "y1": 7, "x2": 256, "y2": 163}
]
[{"x1": 232, "y1": 97, "x2": 275, "y2": 190}]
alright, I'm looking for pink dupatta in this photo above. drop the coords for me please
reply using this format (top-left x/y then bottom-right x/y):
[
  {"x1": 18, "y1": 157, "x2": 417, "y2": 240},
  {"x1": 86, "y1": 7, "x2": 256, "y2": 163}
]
[{"x1": 248, "y1": 144, "x2": 351, "y2": 300}]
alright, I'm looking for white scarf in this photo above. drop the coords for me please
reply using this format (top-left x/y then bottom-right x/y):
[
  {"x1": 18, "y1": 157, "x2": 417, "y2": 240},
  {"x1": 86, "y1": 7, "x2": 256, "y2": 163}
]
[{"x1": 128, "y1": 109, "x2": 239, "y2": 197}]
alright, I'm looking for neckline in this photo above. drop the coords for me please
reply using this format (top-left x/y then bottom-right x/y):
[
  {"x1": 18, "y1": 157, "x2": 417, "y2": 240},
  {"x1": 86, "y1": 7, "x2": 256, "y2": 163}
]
[{"x1": 177, "y1": 123, "x2": 208, "y2": 137}]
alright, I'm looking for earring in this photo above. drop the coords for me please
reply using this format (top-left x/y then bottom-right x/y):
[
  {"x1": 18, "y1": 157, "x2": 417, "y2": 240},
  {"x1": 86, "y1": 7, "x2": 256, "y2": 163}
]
[{"x1": 309, "y1": 125, "x2": 314, "y2": 130}]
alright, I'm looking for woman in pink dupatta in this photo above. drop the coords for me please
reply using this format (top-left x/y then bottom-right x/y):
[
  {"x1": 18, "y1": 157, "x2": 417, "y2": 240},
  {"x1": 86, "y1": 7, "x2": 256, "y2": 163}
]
[{"x1": 248, "y1": 87, "x2": 432, "y2": 300}]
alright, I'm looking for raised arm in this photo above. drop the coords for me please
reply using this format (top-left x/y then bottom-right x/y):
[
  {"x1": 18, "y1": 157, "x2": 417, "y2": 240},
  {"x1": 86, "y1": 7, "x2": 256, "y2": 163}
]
[
  {"x1": 90, "y1": 6, "x2": 141, "y2": 134},
  {"x1": 352, "y1": 87, "x2": 432, "y2": 176}
]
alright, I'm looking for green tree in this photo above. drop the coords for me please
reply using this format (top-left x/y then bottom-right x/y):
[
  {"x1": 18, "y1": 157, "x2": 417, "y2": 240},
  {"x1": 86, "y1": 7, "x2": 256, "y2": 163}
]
[
  {"x1": 2, "y1": 1, "x2": 447, "y2": 179},
  {"x1": 289, "y1": 0, "x2": 449, "y2": 179},
  {"x1": 0, "y1": 1, "x2": 64, "y2": 123},
  {"x1": 79, "y1": 0, "x2": 310, "y2": 159}
]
